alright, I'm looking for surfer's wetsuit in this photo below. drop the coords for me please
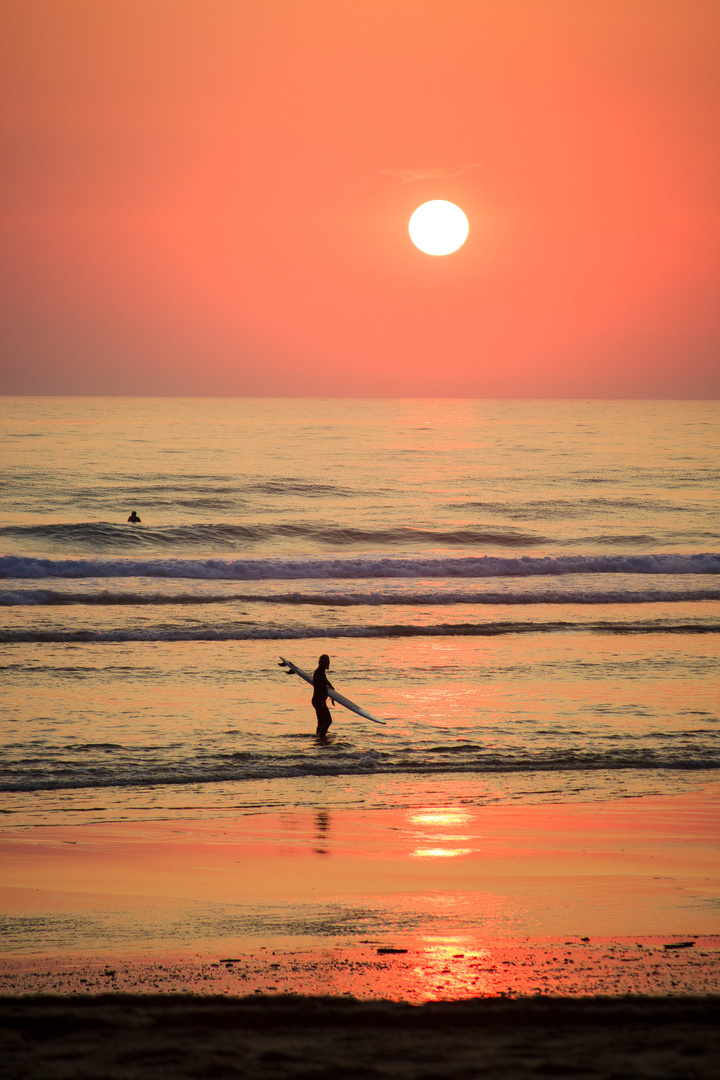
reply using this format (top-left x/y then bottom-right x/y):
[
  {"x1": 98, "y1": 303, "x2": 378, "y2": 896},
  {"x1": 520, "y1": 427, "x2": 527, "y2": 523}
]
[{"x1": 312, "y1": 665, "x2": 334, "y2": 737}]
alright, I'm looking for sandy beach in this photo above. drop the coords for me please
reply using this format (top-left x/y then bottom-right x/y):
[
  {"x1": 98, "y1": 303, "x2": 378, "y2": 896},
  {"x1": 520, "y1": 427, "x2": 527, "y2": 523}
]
[
  {"x1": 1, "y1": 934, "x2": 719, "y2": 1000},
  {"x1": 3, "y1": 789, "x2": 718, "y2": 988},
  {"x1": 1, "y1": 994, "x2": 718, "y2": 1080},
  {"x1": 2, "y1": 788, "x2": 718, "y2": 1075}
]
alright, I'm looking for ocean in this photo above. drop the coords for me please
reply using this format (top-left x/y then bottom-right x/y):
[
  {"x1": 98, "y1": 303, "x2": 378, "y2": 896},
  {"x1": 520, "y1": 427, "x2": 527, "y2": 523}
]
[{"x1": 1, "y1": 396, "x2": 718, "y2": 828}]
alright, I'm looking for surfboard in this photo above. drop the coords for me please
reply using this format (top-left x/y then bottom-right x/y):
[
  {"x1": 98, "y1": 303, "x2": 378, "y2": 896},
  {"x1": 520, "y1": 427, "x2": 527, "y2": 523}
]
[{"x1": 278, "y1": 657, "x2": 386, "y2": 725}]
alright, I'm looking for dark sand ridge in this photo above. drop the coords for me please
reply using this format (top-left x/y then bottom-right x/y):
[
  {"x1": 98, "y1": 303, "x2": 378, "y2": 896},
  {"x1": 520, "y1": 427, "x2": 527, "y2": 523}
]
[{"x1": 1, "y1": 994, "x2": 719, "y2": 1080}]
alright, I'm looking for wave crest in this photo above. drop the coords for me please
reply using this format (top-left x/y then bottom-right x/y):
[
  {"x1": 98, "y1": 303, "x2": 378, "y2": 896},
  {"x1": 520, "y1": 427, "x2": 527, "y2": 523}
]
[
  {"x1": 1, "y1": 620, "x2": 717, "y2": 644},
  {"x1": 2, "y1": 552, "x2": 719, "y2": 582},
  {"x1": 2, "y1": 747, "x2": 718, "y2": 793},
  {"x1": 1, "y1": 586, "x2": 719, "y2": 607}
]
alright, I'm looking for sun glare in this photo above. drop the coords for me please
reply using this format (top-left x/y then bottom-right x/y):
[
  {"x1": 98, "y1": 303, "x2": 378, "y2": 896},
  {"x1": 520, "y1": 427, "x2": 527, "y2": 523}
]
[{"x1": 408, "y1": 200, "x2": 469, "y2": 256}]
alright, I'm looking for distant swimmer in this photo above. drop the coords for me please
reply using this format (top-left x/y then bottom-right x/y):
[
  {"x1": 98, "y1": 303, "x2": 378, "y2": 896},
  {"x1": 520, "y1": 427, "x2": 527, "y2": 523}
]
[
  {"x1": 127, "y1": 511, "x2": 141, "y2": 523},
  {"x1": 312, "y1": 653, "x2": 334, "y2": 738}
]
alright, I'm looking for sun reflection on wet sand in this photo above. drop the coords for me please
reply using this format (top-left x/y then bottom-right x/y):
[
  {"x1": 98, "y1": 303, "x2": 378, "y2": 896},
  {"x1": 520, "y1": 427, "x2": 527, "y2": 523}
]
[
  {"x1": 408, "y1": 807, "x2": 476, "y2": 859},
  {"x1": 410, "y1": 812, "x2": 473, "y2": 827},
  {"x1": 413, "y1": 848, "x2": 474, "y2": 858},
  {"x1": 4, "y1": 935, "x2": 718, "y2": 1001},
  {"x1": 411, "y1": 935, "x2": 490, "y2": 1000}
]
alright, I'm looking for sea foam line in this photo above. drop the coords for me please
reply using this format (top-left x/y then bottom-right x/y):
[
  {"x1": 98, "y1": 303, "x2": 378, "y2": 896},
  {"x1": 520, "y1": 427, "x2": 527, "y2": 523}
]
[
  {"x1": 1, "y1": 587, "x2": 720, "y2": 607},
  {"x1": 1, "y1": 621, "x2": 718, "y2": 644},
  {"x1": 2, "y1": 552, "x2": 719, "y2": 581},
  {"x1": 2, "y1": 749, "x2": 719, "y2": 792}
]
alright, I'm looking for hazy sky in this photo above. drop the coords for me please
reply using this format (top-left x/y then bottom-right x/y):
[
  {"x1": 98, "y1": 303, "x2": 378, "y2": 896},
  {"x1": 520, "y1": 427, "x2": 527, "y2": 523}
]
[{"x1": 1, "y1": 0, "x2": 718, "y2": 396}]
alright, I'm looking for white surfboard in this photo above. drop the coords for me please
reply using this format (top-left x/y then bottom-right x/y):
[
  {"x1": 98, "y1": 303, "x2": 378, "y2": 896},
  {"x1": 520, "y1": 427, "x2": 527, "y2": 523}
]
[{"x1": 278, "y1": 657, "x2": 386, "y2": 725}]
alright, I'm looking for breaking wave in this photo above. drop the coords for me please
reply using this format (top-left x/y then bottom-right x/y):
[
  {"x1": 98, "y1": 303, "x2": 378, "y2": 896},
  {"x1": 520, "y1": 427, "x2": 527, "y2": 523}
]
[
  {"x1": 2, "y1": 552, "x2": 719, "y2": 581},
  {"x1": 2, "y1": 746, "x2": 718, "y2": 793},
  {"x1": 2, "y1": 586, "x2": 720, "y2": 607},
  {"x1": 0, "y1": 522, "x2": 546, "y2": 548},
  {"x1": 1, "y1": 620, "x2": 718, "y2": 645}
]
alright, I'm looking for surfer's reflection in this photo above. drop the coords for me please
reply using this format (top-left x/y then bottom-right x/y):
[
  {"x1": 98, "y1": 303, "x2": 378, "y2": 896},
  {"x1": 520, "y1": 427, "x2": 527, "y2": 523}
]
[
  {"x1": 313, "y1": 810, "x2": 331, "y2": 855},
  {"x1": 312, "y1": 653, "x2": 334, "y2": 737}
]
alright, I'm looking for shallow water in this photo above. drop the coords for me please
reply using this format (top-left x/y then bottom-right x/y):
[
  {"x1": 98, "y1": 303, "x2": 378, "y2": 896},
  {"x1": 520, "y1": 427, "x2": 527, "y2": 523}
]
[{"x1": 1, "y1": 397, "x2": 718, "y2": 825}]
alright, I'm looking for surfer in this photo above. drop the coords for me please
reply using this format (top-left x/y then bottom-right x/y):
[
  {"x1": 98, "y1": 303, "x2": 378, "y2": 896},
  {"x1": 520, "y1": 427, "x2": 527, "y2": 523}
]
[
  {"x1": 127, "y1": 511, "x2": 141, "y2": 523},
  {"x1": 312, "y1": 654, "x2": 334, "y2": 737}
]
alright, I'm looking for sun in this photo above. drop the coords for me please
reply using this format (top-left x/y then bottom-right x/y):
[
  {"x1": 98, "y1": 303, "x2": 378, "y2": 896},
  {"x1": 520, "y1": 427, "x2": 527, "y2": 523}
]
[{"x1": 408, "y1": 200, "x2": 469, "y2": 256}]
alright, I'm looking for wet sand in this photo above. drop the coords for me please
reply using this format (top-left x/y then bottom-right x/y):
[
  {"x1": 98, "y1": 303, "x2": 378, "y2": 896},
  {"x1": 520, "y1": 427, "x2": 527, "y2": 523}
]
[
  {"x1": 1, "y1": 790, "x2": 718, "y2": 1076},
  {"x1": 2, "y1": 791, "x2": 718, "y2": 992},
  {"x1": 1, "y1": 936, "x2": 719, "y2": 1000},
  {"x1": 2, "y1": 789, "x2": 718, "y2": 957}
]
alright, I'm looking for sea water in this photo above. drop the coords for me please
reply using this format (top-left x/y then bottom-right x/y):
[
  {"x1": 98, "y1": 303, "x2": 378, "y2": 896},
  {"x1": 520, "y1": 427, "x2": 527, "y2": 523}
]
[{"x1": 1, "y1": 397, "x2": 718, "y2": 827}]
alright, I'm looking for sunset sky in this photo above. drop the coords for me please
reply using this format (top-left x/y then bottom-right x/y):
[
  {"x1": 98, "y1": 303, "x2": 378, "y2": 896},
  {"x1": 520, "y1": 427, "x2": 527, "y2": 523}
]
[{"x1": 1, "y1": 0, "x2": 718, "y2": 397}]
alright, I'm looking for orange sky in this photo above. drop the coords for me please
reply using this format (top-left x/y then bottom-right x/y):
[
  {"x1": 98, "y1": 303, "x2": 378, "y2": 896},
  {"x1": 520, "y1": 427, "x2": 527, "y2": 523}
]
[{"x1": 1, "y1": 0, "x2": 718, "y2": 396}]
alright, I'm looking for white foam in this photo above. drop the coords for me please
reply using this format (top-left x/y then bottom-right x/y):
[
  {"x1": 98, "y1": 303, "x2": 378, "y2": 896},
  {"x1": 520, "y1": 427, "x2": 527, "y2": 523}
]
[
  {"x1": 1, "y1": 585, "x2": 719, "y2": 607},
  {"x1": 2, "y1": 552, "x2": 719, "y2": 582},
  {"x1": 1, "y1": 618, "x2": 716, "y2": 645}
]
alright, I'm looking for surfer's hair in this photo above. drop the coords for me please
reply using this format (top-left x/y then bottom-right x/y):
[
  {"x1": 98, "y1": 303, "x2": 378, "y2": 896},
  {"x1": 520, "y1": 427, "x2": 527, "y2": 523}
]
[{"x1": 318, "y1": 653, "x2": 330, "y2": 668}]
